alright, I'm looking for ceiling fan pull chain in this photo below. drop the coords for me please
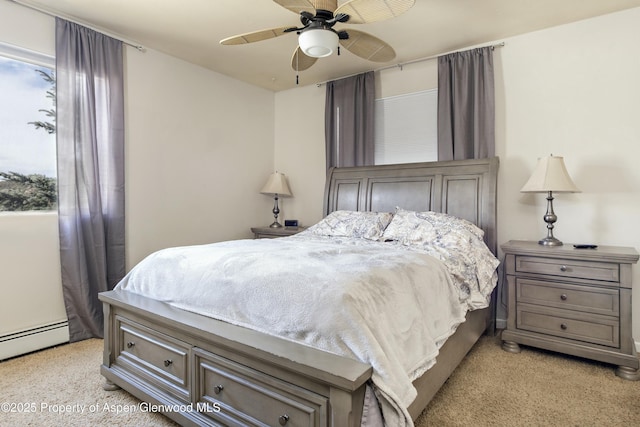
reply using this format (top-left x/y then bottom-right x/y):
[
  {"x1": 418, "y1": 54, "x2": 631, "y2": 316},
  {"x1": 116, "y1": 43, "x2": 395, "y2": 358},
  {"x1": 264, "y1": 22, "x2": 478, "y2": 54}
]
[{"x1": 295, "y1": 50, "x2": 299, "y2": 85}]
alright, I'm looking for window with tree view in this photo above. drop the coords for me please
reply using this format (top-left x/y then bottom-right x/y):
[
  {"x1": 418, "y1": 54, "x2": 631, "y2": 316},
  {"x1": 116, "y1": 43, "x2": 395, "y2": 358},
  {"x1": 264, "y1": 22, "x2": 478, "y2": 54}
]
[{"x1": 0, "y1": 46, "x2": 56, "y2": 212}]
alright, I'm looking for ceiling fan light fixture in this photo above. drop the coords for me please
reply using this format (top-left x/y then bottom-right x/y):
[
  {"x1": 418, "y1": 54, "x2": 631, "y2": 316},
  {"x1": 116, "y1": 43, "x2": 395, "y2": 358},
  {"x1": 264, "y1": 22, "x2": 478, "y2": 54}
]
[{"x1": 298, "y1": 29, "x2": 338, "y2": 58}]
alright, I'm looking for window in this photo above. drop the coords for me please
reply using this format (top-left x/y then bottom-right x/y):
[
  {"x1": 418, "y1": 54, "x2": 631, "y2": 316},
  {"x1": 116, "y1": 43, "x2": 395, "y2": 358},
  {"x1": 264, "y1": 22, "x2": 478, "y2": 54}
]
[
  {"x1": 0, "y1": 42, "x2": 56, "y2": 211},
  {"x1": 374, "y1": 89, "x2": 437, "y2": 165}
]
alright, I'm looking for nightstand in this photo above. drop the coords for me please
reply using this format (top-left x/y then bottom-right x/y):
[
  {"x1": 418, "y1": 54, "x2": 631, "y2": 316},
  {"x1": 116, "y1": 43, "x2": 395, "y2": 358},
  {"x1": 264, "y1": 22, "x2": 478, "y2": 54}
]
[
  {"x1": 501, "y1": 240, "x2": 639, "y2": 380},
  {"x1": 251, "y1": 226, "x2": 305, "y2": 239}
]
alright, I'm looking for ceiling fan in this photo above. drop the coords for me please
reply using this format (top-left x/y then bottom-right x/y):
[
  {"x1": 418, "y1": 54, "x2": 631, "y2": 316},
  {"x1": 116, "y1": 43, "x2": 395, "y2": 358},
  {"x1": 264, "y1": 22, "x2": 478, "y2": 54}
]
[{"x1": 220, "y1": 0, "x2": 415, "y2": 73}]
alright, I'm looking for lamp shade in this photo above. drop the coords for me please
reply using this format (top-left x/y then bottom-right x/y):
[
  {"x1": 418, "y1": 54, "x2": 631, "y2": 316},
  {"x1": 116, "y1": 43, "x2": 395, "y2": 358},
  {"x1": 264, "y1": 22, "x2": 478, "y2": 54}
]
[
  {"x1": 520, "y1": 156, "x2": 580, "y2": 193},
  {"x1": 260, "y1": 172, "x2": 292, "y2": 197},
  {"x1": 298, "y1": 29, "x2": 338, "y2": 58}
]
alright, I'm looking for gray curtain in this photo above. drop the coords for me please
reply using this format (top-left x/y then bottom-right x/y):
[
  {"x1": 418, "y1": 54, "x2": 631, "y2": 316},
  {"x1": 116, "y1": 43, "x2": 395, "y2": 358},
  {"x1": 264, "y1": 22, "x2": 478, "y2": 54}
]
[
  {"x1": 56, "y1": 18, "x2": 125, "y2": 342},
  {"x1": 437, "y1": 47, "x2": 495, "y2": 160},
  {"x1": 325, "y1": 71, "x2": 375, "y2": 169}
]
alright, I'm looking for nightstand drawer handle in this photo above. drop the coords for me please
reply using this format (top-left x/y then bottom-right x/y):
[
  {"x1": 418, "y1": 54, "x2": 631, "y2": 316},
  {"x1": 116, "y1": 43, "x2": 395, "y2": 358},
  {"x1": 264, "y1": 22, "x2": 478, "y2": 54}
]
[
  {"x1": 560, "y1": 323, "x2": 568, "y2": 330},
  {"x1": 279, "y1": 414, "x2": 290, "y2": 425},
  {"x1": 164, "y1": 359, "x2": 173, "y2": 367},
  {"x1": 560, "y1": 294, "x2": 568, "y2": 301},
  {"x1": 214, "y1": 385, "x2": 224, "y2": 394},
  {"x1": 560, "y1": 265, "x2": 568, "y2": 272},
  {"x1": 126, "y1": 341, "x2": 135, "y2": 348}
]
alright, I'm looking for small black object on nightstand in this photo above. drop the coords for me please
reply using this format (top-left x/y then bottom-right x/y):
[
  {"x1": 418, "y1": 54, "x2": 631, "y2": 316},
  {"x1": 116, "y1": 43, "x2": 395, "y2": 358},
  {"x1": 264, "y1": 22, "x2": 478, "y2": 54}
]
[{"x1": 573, "y1": 244, "x2": 598, "y2": 249}]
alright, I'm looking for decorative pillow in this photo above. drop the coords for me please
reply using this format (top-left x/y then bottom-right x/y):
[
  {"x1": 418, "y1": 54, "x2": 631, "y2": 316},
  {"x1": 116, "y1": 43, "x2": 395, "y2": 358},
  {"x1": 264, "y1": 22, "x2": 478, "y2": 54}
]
[
  {"x1": 381, "y1": 208, "x2": 498, "y2": 309},
  {"x1": 381, "y1": 208, "x2": 484, "y2": 244},
  {"x1": 305, "y1": 210, "x2": 394, "y2": 240}
]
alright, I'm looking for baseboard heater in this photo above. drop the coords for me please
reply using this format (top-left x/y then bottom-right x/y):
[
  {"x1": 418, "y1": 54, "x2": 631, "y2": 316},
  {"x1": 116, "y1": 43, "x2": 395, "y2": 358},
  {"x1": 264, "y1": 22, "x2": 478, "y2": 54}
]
[{"x1": 0, "y1": 321, "x2": 69, "y2": 361}]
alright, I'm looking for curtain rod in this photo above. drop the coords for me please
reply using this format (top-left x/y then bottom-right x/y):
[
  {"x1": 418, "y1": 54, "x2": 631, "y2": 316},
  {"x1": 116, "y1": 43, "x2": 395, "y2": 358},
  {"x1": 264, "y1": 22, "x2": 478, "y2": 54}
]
[
  {"x1": 9, "y1": 0, "x2": 145, "y2": 51},
  {"x1": 315, "y1": 42, "x2": 505, "y2": 87}
]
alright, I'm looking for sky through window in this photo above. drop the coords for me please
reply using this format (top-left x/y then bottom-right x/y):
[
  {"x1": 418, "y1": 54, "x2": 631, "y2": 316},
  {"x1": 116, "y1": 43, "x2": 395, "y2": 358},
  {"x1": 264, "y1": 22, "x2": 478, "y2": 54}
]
[{"x1": 0, "y1": 55, "x2": 56, "y2": 178}]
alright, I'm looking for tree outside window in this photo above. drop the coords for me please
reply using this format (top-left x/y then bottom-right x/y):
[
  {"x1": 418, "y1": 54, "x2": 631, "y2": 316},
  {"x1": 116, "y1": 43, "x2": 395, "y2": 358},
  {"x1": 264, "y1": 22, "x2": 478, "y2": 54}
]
[{"x1": 0, "y1": 53, "x2": 57, "y2": 212}]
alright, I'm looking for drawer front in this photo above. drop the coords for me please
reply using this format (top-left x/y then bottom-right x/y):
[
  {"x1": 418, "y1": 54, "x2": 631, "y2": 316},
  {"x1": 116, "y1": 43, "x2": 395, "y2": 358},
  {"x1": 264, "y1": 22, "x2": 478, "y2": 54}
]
[
  {"x1": 516, "y1": 278, "x2": 619, "y2": 316},
  {"x1": 516, "y1": 303, "x2": 619, "y2": 348},
  {"x1": 254, "y1": 233, "x2": 279, "y2": 239},
  {"x1": 516, "y1": 256, "x2": 619, "y2": 282},
  {"x1": 195, "y1": 348, "x2": 327, "y2": 427},
  {"x1": 116, "y1": 317, "x2": 190, "y2": 400}
]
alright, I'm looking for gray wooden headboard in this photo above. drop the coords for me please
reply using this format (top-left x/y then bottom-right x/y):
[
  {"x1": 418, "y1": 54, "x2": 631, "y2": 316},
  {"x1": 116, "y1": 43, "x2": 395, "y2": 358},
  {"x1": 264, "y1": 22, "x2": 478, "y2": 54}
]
[{"x1": 323, "y1": 157, "x2": 500, "y2": 255}]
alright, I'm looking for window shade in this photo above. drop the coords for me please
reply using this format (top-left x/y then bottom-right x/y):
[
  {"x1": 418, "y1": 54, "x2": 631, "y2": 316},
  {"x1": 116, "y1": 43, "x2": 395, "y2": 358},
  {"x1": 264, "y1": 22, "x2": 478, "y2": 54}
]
[{"x1": 374, "y1": 89, "x2": 437, "y2": 165}]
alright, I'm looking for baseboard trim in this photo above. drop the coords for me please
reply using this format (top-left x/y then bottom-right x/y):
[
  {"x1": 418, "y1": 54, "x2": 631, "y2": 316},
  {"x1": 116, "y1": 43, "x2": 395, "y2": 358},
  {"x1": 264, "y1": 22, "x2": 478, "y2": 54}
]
[{"x1": 0, "y1": 321, "x2": 69, "y2": 360}]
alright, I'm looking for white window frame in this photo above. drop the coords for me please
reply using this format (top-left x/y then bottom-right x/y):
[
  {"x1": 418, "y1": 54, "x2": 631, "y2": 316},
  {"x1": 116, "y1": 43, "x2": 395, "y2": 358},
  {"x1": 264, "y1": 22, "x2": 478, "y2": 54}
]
[{"x1": 0, "y1": 41, "x2": 54, "y2": 69}]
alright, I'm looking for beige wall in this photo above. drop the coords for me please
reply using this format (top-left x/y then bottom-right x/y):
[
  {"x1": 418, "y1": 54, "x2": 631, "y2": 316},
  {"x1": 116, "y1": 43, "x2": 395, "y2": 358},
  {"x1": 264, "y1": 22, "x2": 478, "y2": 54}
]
[
  {"x1": 0, "y1": 212, "x2": 64, "y2": 338},
  {"x1": 123, "y1": 47, "x2": 275, "y2": 267},
  {"x1": 273, "y1": 85, "x2": 326, "y2": 225},
  {"x1": 0, "y1": 1, "x2": 64, "y2": 340},
  {"x1": 0, "y1": 1, "x2": 276, "y2": 344},
  {"x1": 498, "y1": 8, "x2": 640, "y2": 344},
  {"x1": 275, "y1": 8, "x2": 640, "y2": 344}
]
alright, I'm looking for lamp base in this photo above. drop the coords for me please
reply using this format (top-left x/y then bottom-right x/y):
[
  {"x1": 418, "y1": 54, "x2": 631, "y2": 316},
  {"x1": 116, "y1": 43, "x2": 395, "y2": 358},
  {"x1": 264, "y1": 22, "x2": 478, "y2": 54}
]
[
  {"x1": 539, "y1": 236, "x2": 563, "y2": 246},
  {"x1": 538, "y1": 190, "x2": 563, "y2": 246},
  {"x1": 269, "y1": 194, "x2": 283, "y2": 228}
]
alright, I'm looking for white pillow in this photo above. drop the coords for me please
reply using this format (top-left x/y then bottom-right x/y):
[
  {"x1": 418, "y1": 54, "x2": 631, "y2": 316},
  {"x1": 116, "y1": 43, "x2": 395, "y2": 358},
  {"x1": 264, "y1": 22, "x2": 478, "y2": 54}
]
[{"x1": 305, "y1": 210, "x2": 394, "y2": 240}]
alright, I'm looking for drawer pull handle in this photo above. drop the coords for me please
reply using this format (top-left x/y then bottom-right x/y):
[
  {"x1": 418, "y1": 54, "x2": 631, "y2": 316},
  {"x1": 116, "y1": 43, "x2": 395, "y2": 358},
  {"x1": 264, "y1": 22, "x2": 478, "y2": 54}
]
[
  {"x1": 164, "y1": 359, "x2": 173, "y2": 367},
  {"x1": 560, "y1": 323, "x2": 568, "y2": 330},
  {"x1": 126, "y1": 341, "x2": 135, "y2": 348},
  {"x1": 560, "y1": 265, "x2": 568, "y2": 272},
  {"x1": 560, "y1": 294, "x2": 568, "y2": 301},
  {"x1": 279, "y1": 414, "x2": 290, "y2": 425},
  {"x1": 214, "y1": 385, "x2": 224, "y2": 394}
]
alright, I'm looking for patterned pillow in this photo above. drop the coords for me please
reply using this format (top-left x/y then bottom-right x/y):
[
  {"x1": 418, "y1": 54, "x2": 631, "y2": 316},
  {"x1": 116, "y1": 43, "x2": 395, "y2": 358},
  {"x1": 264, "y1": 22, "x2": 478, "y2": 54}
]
[
  {"x1": 306, "y1": 210, "x2": 394, "y2": 240},
  {"x1": 381, "y1": 208, "x2": 498, "y2": 308},
  {"x1": 381, "y1": 208, "x2": 484, "y2": 244}
]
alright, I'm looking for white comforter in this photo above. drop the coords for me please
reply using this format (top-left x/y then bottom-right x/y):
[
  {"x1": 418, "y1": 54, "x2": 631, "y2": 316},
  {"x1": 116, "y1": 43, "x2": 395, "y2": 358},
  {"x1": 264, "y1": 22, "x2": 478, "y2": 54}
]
[{"x1": 116, "y1": 235, "x2": 490, "y2": 426}]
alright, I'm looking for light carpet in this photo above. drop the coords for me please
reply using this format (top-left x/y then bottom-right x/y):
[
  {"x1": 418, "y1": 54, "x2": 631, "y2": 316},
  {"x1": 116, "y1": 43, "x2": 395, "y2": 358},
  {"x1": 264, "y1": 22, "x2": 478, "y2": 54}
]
[{"x1": 1, "y1": 335, "x2": 638, "y2": 426}]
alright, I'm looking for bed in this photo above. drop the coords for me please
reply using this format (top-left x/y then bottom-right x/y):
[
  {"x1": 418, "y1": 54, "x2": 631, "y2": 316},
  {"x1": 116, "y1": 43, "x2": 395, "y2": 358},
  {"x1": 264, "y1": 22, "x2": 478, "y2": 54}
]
[{"x1": 100, "y1": 157, "x2": 500, "y2": 427}]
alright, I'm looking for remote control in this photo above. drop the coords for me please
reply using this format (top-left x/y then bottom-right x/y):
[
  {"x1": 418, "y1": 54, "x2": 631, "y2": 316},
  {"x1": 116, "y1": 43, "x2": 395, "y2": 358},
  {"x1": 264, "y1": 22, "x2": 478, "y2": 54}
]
[{"x1": 573, "y1": 244, "x2": 598, "y2": 249}]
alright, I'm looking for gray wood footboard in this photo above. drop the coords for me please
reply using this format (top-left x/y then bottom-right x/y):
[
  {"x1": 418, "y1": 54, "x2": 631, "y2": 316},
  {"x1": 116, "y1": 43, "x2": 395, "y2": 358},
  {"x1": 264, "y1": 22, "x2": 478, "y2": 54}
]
[{"x1": 100, "y1": 289, "x2": 371, "y2": 426}]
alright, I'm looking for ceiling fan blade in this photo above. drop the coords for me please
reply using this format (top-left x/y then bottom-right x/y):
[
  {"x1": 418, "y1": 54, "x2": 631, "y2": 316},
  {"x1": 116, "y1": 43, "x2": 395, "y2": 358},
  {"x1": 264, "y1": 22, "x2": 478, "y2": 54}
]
[
  {"x1": 291, "y1": 47, "x2": 318, "y2": 71},
  {"x1": 273, "y1": 0, "x2": 316, "y2": 15},
  {"x1": 335, "y1": 0, "x2": 415, "y2": 24},
  {"x1": 220, "y1": 27, "x2": 292, "y2": 45},
  {"x1": 312, "y1": 0, "x2": 338, "y2": 12},
  {"x1": 340, "y1": 29, "x2": 395, "y2": 62}
]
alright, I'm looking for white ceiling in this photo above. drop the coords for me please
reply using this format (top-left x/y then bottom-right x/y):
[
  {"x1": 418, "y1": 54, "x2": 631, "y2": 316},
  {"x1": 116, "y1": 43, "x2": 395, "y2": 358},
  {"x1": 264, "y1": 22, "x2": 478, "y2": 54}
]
[{"x1": 13, "y1": 0, "x2": 640, "y2": 91}]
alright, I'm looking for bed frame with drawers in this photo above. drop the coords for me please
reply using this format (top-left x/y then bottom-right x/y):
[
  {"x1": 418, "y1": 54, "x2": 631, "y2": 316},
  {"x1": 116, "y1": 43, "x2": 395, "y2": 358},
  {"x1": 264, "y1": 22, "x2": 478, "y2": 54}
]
[{"x1": 99, "y1": 157, "x2": 499, "y2": 426}]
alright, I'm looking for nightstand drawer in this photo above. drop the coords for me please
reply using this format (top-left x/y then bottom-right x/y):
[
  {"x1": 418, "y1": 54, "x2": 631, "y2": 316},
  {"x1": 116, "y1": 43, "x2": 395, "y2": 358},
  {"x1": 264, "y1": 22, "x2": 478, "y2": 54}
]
[
  {"x1": 516, "y1": 303, "x2": 619, "y2": 348},
  {"x1": 195, "y1": 348, "x2": 327, "y2": 427},
  {"x1": 516, "y1": 256, "x2": 619, "y2": 282},
  {"x1": 516, "y1": 278, "x2": 619, "y2": 316},
  {"x1": 251, "y1": 226, "x2": 306, "y2": 239}
]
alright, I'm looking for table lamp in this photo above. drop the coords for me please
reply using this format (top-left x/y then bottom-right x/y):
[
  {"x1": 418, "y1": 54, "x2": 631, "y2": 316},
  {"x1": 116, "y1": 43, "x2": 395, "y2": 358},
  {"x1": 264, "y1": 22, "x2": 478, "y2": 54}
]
[
  {"x1": 520, "y1": 155, "x2": 580, "y2": 246},
  {"x1": 260, "y1": 172, "x2": 292, "y2": 228}
]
